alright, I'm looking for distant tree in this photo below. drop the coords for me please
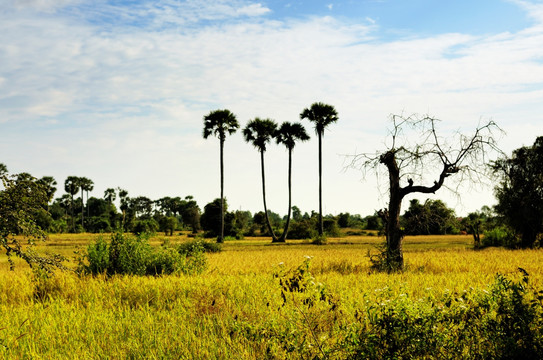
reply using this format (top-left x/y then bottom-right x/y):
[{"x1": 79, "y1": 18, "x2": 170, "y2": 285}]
[
  {"x1": 275, "y1": 121, "x2": 310, "y2": 242},
  {"x1": 117, "y1": 188, "x2": 130, "y2": 230},
  {"x1": 37, "y1": 176, "x2": 57, "y2": 204},
  {"x1": 300, "y1": 102, "x2": 339, "y2": 237},
  {"x1": 132, "y1": 196, "x2": 153, "y2": 219},
  {"x1": 292, "y1": 205, "x2": 302, "y2": 222},
  {"x1": 243, "y1": 117, "x2": 279, "y2": 242},
  {"x1": 492, "y1": 136, "x2": 543, "y2": 248},
  {"x1": 104, "y1": 188, "x2": 116, "y2": 203},
  {"x1": 402, "y1": 199, "x2": 458, "y2": 235},
  {"x1": 350, "y1": 114, "x2": 502, "y2": 270},
  {"x1": 64, "y1": 176, "x2": 80, "y2": 232},
  {"x1": 178, "y1": 196, "x2": 201, "y2": 234},
  {"x1": 200, "y1": 198, "x2": 227, "y2": 238},
  {"x1": 79, "y1": 177, "x2": 94, "y2": 229},
  {"x1": 203, "y1": 109, "x2": 239, "y2": 243}
]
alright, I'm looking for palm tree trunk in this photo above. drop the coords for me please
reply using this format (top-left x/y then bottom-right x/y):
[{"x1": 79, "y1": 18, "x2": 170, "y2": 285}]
[
  {"x1": 70, "y1": 195, "x2": 75, "y2": 233},
  {"x1": 81, "y1": 187, "x2": 84, "y2": 230},
  {"x1": 262, "y1": 151, "x2": 278, "y2": 242},
  {"x1": 279, "y1": 148, "x2": 293, "y2": 242},
  {"x1": 318, "y1": 133, "x2": 323, "y2": 236},
  {"x1": 219, "y1": 137, "x2": 225, "y2": 243}
]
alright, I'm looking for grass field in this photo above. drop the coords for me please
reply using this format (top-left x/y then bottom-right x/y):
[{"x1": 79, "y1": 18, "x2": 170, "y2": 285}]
[{"x1": 1, "y1": 233, "x2": 542, "y2": 359}]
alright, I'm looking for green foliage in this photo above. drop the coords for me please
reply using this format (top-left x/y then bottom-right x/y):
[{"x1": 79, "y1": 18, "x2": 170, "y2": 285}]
[
  {"x1": 177, "y1": 239, "x2": 222, "y2": 255},
  {"x1": 344, "y1": 269, "x2": 543, "y2": 359},
  {"x1": 493, "y1": 136, "x2": 543, "y2": 248},
  {"x1": 402, "y1": 199, "x2": 459, "y2": 235},
  {"x1": 81, "y1": 232, "x2": 207, "y2": 276},
  {"x1": 0, "y1": 173, "x2": 65, "y2": 272},
  {"x1": 483, "y1": 226, "x2": 518, "y2": 248},
  {"x1": 132, "y1": 218, "x2": 158, "y2": 236},
  {"x1": 287, "y1": 219, "x2": 317, "y2": 239}
]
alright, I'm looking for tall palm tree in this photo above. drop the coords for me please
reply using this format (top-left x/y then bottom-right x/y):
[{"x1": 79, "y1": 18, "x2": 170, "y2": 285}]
[
  {"x1": 203, "y1": 109, "x2": 239, "y2": 243},
  {"x1": 300, "y1": 102, "x2": 339, "y2": 237},
  {"x1": 275, "y1": 122, "x2": 310, "y2": 242},
  {"x1": 64, "y1": 176, "x2": 80, "y2": 232},
  {"x1": 243, "y1": 117, "x2": 279, "y2": 241},
  {"x1": 79, "y1": 177, "x2": 94, "y2": 229}
]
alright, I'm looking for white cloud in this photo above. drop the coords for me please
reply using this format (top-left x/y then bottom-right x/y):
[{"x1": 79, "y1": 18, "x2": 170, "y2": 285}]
[{"x1": 1, "y1": 1, "x2": 543, "y2": 216}]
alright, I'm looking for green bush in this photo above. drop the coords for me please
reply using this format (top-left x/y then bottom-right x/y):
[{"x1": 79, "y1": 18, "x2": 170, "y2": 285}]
[
  {"x1": 287, "y1": 220, "x2": 317, "y2": 240},
  {"x1": 483, "y1": 226, "x2": 517, "y2": 248},
  {"x1": 81, "y1": 232, "x2": 207, "y2": 276},
  {"x1": 178, "y1": 239, "x2": 222, "y2": 255},
  {"x1": 133, "y1": 218, "x2": 158, "y2": 236},
  {"x1": 344, "y1": 269, "x2": 543, "y2": 359}
]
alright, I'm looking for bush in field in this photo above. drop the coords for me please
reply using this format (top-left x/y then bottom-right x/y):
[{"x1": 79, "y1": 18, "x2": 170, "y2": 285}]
[
  {"x1": 81, "y1": 232, "x2": 207, "y2": 276},
  {"x1": 178, "y1": 239, "x2": 222, "y2": 255},
  {"x1": 133, "y1": 218, "x2": 158, "y2": 236},
  {"x1": 344, "y1": 269, "x2": 543, "y2": 359},
  {"x1": 287, "y1": 219, "x2": 317, "y2": 239},
  {"x1": 483, "y1": 226, "x2": 517, "y2": 248}
]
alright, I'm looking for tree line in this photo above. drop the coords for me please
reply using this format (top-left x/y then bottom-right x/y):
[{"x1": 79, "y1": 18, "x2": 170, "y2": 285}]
[{"x1": 2, "y1": 108, "x2": 542, "y2": 272}]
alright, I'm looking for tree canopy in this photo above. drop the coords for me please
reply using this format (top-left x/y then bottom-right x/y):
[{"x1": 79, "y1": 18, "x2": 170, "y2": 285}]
[{"x1": 493, "y1": 136, "x2": 543, "y2": 248}]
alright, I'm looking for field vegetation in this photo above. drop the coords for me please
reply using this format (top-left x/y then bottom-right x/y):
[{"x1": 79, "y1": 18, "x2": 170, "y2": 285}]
[{"x1": 1, "y1": 232, "x2": 542, "y2": 359}]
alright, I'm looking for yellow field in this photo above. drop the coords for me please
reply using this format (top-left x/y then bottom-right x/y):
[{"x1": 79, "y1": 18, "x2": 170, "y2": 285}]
[{"x1": 1, "y1": 233, "x2": 542, "y2": 359}]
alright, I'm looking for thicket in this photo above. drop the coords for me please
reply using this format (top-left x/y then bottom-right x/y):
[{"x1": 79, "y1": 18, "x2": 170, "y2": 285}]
[
  {"x1": 79, "y1": 232, "x2": 208, "y2": 276},
  {"x1": 252, "y1": 260, "x2": 543, "y2": 359}
]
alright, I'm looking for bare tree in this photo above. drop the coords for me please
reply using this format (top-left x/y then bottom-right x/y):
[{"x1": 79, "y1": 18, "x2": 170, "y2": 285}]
[{"x1": 349, "y1": 114, "x2": 502, "y2": 271}]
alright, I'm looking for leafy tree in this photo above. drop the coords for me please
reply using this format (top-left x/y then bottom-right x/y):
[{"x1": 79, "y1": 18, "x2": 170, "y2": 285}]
[
  {"x1": 1, "y1": 173, "x2": 64, "y2": 271},
  {"x1": 203, "y1": 109, "x2": 239, "y2": 243},
  {"x1": 351, "y1": 115, "x2": 502, "y2": 270},
  {"x1": 300, "y1": 102, "x2": 339, "y2": 237},
  {"x1": 492, "y1": 136, "x2": 543, "y2": 248},
  {"x1": 200, "y1": 198, "x2": 227, "y2": 238},
  {"x1": 275, "y1": 121, "x2": 310, "y2": 242},
  {"x1": 178, "y1": 196, "x2": 201, "y2": 234},
  {"x1": 402, "y1": 199, "x2": 458, "y2": 235},
  {"x1": 243, "y1": 117, "x2": 279, "y2": 241},
  {"x1": 64, "y1": 176, "x2": 80, "y2": 232},
  {"x1": 0, "y1": 163, "x2": 7, "y2": 176}
]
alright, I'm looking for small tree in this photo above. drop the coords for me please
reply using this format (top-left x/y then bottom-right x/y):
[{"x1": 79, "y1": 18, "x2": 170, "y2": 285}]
[
  {"x1": 64, "y1": 176, "x2": 80, "y2": 232},
  {"x1": 1, "y1": 173, "x2": 64, "y2": 271},
  {"x1": 350, "y1": 114, "x2": 502, "y2": 270}
]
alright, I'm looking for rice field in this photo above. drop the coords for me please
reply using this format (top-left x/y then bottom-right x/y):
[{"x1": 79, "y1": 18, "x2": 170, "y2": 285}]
[{"x1": 1, "y1": 233, "x2": 542, "y2": 359}]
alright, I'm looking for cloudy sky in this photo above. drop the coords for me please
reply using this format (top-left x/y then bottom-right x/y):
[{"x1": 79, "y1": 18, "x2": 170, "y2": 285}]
[{"x1": 2, "y1": 0, "x2": 543, "y2": 217}]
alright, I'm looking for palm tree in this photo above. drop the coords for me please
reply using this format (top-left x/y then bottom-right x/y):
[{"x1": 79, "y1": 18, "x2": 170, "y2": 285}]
[
  {"x1": 275, "y1": 122, "x2": 310, "y2": 242},
  {"x1": 300, "y1": 102, "x2": 339, "y2": 237},
  {"x1": 104, "y1": 188, "x2": 116, "y2": 203},
  {"x1": 203, "y1": 109, "x2": 239, "y2": 243},
  {"x1": 64, "y1": 176, "x2": 80, "y2": 232},
  {"x1": 79, "y1": 177, "x2": 94, "y2": 228},
  {"x1": 243, "y1": 117, "x2": 279, "y2": 241}
]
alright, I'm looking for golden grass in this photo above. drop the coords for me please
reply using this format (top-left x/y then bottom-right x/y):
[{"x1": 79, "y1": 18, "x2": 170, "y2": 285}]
[{"x1": 1, "y1": 233, "x2": 542, "y2": 358}]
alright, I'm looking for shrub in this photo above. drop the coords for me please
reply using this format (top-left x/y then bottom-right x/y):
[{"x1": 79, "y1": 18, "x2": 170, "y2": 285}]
[
  {"x1": 288, "y1": 220, "x2": 317, "y2": 240},
  {"x1": 483, "y1": 226, "x2": 517, "y2": 248},
  {"x1": 81, "y1": 232, "x2": 207, "y2": 276},
  {"x1": 178, "y1": 239, "x2": 221, "y2": 255},
  {"x1": 133, "y1": 218, "x2": 158, "y2": 236}
]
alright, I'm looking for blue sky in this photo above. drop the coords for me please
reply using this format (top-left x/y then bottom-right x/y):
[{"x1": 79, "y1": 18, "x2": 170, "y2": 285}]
[{"x1": 1, "y1": 0, "x2": 543, "y2": 217}]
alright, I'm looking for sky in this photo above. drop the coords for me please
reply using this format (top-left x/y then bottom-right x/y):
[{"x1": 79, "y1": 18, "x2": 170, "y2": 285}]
[{"x1": 1, "y1": 0, "x2": 543, "y2": 217}]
